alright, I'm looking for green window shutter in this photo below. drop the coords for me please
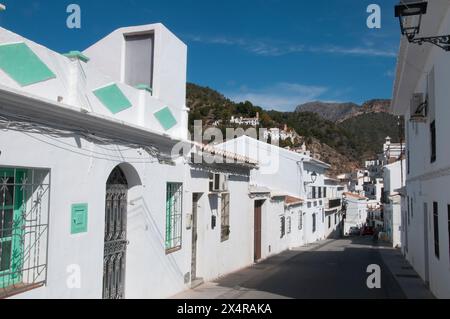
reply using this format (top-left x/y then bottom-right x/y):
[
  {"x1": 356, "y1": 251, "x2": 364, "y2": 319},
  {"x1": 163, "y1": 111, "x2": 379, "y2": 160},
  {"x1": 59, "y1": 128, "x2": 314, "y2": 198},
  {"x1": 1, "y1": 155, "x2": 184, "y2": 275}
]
[
  {"x1": 93, "y1": 84, "x2": 132, "y2": 114},
  {"x1": 0, "y1": 168, "x2": 27, "y2": 288},
  {"x1": 154, "y1": 107, "x2": 177, "y2": 131},
  {"x1": 0, "y1": 43, "x2": 56, "y2": 86}
]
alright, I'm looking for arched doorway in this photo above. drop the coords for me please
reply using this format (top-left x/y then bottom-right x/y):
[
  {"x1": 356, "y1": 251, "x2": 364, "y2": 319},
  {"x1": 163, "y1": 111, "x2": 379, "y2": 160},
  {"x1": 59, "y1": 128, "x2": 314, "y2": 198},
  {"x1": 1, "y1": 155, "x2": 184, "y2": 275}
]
[{"x1": 103, "y1": 166, "x2": 129, "y2": 299}]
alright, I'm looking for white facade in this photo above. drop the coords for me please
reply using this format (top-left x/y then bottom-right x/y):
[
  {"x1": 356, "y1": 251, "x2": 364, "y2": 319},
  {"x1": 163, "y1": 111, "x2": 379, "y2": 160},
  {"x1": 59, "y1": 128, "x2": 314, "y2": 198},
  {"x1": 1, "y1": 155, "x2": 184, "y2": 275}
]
[
  {"x1": 391, "y1": 0, "x2": 450, "y2": 298},
  {"x1": 0, "y1": 24, "x2": 260, "y2": 299},
  {"x1": 343, "y1": 193, "x2": 368, "y2": 235},
  {"x1": 382, "y1": 160, "x2": 406, "y2": 248},
  {"x1": 217, "y1": 136, "x2": 342, "y2": 259}
]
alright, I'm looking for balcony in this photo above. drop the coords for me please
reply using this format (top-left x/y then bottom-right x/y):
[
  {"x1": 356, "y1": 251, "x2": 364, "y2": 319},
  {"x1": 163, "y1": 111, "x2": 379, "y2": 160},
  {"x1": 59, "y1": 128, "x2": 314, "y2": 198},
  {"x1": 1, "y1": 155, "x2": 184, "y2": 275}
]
[{"x1": 325, "y1": 198, "x2": 342, "y2": 210}]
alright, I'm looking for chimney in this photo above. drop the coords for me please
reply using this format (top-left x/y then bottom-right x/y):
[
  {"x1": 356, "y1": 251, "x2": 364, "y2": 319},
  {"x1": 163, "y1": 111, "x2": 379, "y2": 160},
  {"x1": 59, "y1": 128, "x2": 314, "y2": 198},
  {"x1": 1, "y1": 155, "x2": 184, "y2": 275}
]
[{"x1": 64, "y1": 51, "x2": 92, "y2": 112}]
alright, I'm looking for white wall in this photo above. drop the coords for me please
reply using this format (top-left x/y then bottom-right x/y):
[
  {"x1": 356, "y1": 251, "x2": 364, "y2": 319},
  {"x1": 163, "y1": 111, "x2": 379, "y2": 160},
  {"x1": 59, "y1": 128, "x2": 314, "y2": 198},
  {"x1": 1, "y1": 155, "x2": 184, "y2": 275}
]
[{"x1": 391, "y1": 2, "x2": 450, "y2": 299}]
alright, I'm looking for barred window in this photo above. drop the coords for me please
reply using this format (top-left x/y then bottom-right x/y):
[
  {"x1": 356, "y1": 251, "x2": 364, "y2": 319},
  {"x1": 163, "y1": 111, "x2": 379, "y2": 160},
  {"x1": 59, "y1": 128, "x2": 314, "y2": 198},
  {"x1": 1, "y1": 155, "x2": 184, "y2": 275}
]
[
  {"x1": 0, "y1": 167, "x2": 50, "y2": 298},
  {"x1": 287, "y1": 216, "x2": 292, "y2": 234},
  {"x1": 298, "y1": 212, "x2": 303, "y2": 230},
  {"x1": 221, "y1": 193, "x2": 230, "y2": 242},
  {"x1": 280, "y1": 216, "x2": 286, "y2": 238},
  {"x1": 165, "y1": 183, "x2": 183, "y2": 253}
]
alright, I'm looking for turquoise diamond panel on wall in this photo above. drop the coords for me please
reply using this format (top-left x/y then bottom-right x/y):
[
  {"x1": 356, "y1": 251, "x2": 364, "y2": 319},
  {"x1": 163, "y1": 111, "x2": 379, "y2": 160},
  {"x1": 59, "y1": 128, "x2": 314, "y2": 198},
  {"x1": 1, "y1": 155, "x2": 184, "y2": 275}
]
[
  {"x1": 93, "y1": 84, "x2": 132, "y2": 114},
  {"x1": 154, "y1": 107, "x2": 177, "y2": 130},
  {"x1": 0, "y1": 42, "x2": 56, "y2": 86},
  {"x1": 71, "y1": 203, "x2": 88, "y2": 234}
]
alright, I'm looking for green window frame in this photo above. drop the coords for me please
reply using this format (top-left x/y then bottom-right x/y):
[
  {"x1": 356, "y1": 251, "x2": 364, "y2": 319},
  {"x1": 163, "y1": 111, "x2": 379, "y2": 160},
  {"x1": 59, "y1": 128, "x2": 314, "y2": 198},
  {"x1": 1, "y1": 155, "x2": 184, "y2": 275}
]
[
  {"x1": 165, "y1": 183, "x2": 183, "y2": 253},
  {"x1": 0, "y1": 168, "x2": 27, "y2": 289}
]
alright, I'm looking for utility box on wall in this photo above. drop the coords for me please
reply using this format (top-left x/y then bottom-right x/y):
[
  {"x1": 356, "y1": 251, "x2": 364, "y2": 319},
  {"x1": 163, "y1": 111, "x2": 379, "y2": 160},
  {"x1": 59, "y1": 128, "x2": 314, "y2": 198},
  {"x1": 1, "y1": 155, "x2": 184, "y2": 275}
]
[{"x1": 71, "y1": 203, "x2": 88, "y2": 234}]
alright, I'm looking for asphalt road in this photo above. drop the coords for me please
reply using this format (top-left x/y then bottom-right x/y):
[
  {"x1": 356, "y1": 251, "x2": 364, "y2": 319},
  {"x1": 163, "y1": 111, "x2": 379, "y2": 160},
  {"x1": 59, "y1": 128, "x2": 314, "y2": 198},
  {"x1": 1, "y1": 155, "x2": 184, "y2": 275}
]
[{"x1": 177, "y1": 237, "x2": 407, "y2": 299}]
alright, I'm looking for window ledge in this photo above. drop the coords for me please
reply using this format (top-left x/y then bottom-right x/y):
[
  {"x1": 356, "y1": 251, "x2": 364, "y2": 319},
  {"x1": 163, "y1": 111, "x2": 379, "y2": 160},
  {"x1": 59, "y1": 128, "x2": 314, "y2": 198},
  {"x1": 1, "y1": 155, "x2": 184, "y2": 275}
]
[
  {"x1": 165, "y1": 247, "x2": 182, "y2": 255},
  {"x1": 0, "y1": 282, "x2": 45, "y2": 299}
]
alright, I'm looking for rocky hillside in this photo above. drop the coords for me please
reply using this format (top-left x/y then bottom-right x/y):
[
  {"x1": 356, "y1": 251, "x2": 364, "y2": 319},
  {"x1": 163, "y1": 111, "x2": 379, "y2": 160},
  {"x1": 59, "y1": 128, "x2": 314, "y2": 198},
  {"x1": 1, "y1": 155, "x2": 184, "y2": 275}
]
[
  {"x1": 296, "y1": 99, "x2": 391, "y2": 123},
  {"x1": 186, "y1": 83, "x2": 402, "y2": 176},
  {"x1": 295, "y1": 102, "x2": 359, "y2": 122}
]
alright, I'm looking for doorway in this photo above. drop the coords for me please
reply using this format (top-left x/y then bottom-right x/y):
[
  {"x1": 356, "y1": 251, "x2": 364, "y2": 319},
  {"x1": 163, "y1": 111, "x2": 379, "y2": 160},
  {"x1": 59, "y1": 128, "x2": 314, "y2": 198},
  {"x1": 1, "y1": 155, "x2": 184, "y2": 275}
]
[
  {"x1": 254, "y1": 200, "x2": 264, "y2": 262},
  {"x1": 103, "y1": 167, "x2": 129, "y2": 299}
]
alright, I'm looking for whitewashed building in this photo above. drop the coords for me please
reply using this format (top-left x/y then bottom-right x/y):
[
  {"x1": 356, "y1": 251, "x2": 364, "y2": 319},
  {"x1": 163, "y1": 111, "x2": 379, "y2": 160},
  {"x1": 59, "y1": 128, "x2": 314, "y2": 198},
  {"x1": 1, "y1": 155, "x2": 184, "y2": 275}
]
[
  {"x1": 0, "y1": 24, "x2": 261, "y2": 299},
  {"x1": 382, "y1": 159, "x2": 406, "y2": 248},
  {"x1": 342, "y1": 193, "x2": 369, "y2": 235},
  {"x1": 391, "y1": 0, "x2": 450, "y2": 298},
  {"x1": 218, "y1": 136, "x2": 340, "y2": 261}
]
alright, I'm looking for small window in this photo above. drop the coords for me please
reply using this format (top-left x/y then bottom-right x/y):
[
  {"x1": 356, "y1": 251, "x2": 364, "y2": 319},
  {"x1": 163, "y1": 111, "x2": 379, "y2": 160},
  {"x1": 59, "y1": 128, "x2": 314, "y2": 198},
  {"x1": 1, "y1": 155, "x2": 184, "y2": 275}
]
[
  {"x1": 287, "y1": 217, "x2": 292, "y2": 234},
  {"x1": 0, "y1": 167, "x2": 50, "y2": 297},
  {"x1": 312, "y1": 187, "x2": 316, "y2": 199},
  {"x1": 298, "y1": 212, "x2": 303, "y2": 230},
  {"x1": 280, "y1": 216, "x2": 286, "y2": 238},
  {"x1": 221, "y1": 193, "x2": 230, "y2": 242},
  {"x1": 124, "y1": 33, "x2": 154, "y2": 89},
  {"x1": 318, "y1": 187, "x2": 322, "y2": 199},
  {"x1": 335, "y1": 214, "x2": 337, "y2": 225},
  {"x1": 165, "y1": 183, "x2": 183, "y2": 252},
  {"x1": 328, "y1": 216, "x2": 331, "y2": 229},
  {"x1": 433, "y1": 202, "x2": 440, "y2": 259},
  {"x1": 430, "y1": 121, "x2": 436, "y2": 163}
]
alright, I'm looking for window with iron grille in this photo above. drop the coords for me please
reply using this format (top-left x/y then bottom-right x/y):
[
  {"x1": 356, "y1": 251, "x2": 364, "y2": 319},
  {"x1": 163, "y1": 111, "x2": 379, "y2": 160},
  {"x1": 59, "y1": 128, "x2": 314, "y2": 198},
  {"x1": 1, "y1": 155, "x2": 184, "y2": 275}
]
[
  {"x1": 165, "y1": 183, "x2": 183, "y2": 253},
  {"x1": 280, "y1": 216, "x2": 286, "y2": 238},
  {"x1": 0, "y1": 167, "x2": 50, "y2": 298},
  {"x1": 433, "y1": 202, "x2": 440, "y2": 259},
  {"x1": 287, "y1": 216, "x2": 292, "y2": 234},
  {"x1": 298, "y1": 212, "x2": 303, "y2": 230},
  {"x1": 221, "y1": 193, "x2": 230, "y2": 242}
]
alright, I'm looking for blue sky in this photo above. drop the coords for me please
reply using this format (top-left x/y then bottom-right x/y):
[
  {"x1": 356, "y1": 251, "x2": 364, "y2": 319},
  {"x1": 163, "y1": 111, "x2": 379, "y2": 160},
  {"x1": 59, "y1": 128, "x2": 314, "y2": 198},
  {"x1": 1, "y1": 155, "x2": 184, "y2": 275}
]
[{"x1": 0, "y1": 0, "x2": 400, "y2": 111}]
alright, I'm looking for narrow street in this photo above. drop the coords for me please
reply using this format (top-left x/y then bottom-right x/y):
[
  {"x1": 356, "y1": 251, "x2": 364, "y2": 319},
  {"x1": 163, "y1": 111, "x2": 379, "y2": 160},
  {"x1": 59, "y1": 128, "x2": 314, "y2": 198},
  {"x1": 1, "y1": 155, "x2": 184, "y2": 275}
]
[{"x1": 174, "y1": 238, "x2": 434, "y2": 299}]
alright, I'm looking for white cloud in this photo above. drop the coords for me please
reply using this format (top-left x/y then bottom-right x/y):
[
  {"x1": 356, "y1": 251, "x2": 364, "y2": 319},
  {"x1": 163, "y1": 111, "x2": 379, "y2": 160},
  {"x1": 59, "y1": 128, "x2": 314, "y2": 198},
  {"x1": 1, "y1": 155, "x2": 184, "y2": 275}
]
[
  {"x1": 185, "y1": 34, "x2": 397, "y2": 58},
  {"x1": 226, "y1": 83, "x2": 328, "y2": 111}
]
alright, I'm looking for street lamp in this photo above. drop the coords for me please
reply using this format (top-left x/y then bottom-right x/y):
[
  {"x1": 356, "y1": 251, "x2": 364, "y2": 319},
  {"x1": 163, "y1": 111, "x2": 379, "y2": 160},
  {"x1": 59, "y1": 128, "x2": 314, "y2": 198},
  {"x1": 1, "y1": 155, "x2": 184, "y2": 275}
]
[{"x1": 395, "y1": 1, "x2": 450, "y2": 51}]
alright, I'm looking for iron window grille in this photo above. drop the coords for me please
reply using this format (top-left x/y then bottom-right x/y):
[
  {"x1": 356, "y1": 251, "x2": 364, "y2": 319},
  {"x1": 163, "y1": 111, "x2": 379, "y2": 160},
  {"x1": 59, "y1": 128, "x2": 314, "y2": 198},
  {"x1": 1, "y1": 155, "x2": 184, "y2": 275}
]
[
  {"x1": 221, "y1": 193, "x2": 230, "y2": 242},
  {"x1": 298, "y1": 212, "x2": 303, "y2": 230},
  {"x1": 0, "y1": 167, "x2": 50, "y2": 298},
  {"x1": 287, "y1": 216, "x2": 292, "y2": 234},
  {"x1": 280, "y1": 216, "x2": 286, "y2": 238},
  {"x1": 165, "y1": 183, "x2": 183, "y2": 253}
]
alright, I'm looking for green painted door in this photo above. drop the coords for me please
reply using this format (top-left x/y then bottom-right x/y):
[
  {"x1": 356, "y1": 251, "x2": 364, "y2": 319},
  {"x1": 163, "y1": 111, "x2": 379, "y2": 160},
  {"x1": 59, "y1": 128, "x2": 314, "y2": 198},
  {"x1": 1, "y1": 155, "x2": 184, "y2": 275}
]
[{"x1": 0, "y1": 168, "x2": 26, "y2": 289}]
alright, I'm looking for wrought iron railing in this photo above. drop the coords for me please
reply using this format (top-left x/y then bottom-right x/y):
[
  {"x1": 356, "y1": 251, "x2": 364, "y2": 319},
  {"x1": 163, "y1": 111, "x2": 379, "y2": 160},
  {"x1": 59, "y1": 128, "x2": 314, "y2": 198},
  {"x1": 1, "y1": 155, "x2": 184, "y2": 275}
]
[{"x1": 0, "y1": 167, "x2": 50, "y2": 298}]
